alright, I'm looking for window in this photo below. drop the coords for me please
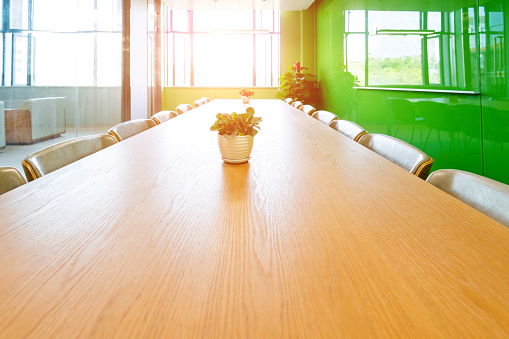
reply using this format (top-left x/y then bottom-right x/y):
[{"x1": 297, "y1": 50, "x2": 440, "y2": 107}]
[
  {"x1": 344, "y1": 8, "x2": 477, "y2": 89},
  {"x1": 1, "y1": 0, "x2": 122, "y2": 86},
  {"x1": 164, "y1": 9, "x2": 280, "y2": 87}
]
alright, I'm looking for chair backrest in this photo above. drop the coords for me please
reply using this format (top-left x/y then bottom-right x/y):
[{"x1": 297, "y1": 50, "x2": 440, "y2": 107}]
[
  {"x1": 0, "y1": 167, "x2": 26, "y2": 195},
  {"x1": 283, "y1": 98, "x2": 294, "y2": 105},
  {"x1": 108, "y1": 119, "x2": 156, "y2": 142},
  {"x1": 194, "y1": 99, "x2": 203, "y2": 108},
  {"x1": 358, "y1": 133, "x2": 433, "y2": 179},
  {"x1": 329, "y1": 120, "x2": 367, "y2": 142},
  {"x1": 300, "y1": 104, "x2": 316, "y2": 116},
  {"x1": 292, "y1": 101, "x2": 303, "y2": 109},
  {"x1": 22, "y1": 134, "x2": 117, "y2": 181},
  {"x1": 427, "y1": 169, "x2": 509, "y2": 227},
  {"x1": 386, "y1": 97, "x2": 415, "y2": 122},
  {"x1": 152, "y1": 111, "x2": 178, "y2": 125},
  {"x1": 312, "y1": 110, "x2": 339, "y2": 126},
  {"x1": 176, "y1": 104, "x2": 193, "y2": 115}
]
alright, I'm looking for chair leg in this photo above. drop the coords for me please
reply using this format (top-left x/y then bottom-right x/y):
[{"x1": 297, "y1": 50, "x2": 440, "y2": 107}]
[
  {"x1": 423, "y1": 128, "x2": 433, "y2": 151},
  {"x1": 394, "y1": 124, "x2": 400, "y2": 138}
]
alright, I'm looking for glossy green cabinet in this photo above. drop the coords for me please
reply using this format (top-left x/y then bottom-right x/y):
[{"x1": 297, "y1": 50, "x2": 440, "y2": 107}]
[{"x1": 316, "y1": 0, "x2": 509, "y2": 184}]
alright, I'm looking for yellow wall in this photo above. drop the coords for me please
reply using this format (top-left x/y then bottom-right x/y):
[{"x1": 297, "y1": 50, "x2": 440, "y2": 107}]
[
  {"x1": 280, "y1": 11, "x2": 301, "y2": 76},
  {"x1": 162, "y1": 87, "x2": 278, "y2": 111},
  {"x1": 301, "y1": 3, "x2": 316, "y2": 75},
  {"x1": 162, "y1": 9, "x2": 316, "y2": 111}
]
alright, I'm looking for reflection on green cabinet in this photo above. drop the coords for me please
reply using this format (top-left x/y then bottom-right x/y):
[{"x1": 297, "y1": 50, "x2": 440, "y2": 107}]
[{"x1": 316, "y1": 0, "x2": 509, "y2": 184}]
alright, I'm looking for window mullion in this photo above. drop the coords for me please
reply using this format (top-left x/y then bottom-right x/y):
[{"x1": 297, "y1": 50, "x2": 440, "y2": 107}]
[
  {"x1": 253, "y1": 11, "x2": 256, "y2": 87},
  {"x1": 189, "y1": 10, "x2": 193, "y2": 86}
]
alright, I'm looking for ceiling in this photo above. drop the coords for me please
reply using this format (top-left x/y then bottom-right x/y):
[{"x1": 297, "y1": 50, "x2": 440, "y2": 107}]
[{"x1": 162, "y1": 0, "x2": 315, "y2": 11}]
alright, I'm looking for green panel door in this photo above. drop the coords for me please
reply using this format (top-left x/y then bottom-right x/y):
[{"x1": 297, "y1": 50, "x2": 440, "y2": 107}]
[{"x1": 479, "y1": 0, "x2": 509, "y2": 184}]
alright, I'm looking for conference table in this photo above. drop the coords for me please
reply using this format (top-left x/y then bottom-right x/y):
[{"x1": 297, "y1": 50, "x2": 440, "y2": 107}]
[{"x1": 0, "y1": 99, "x2": 508, "y2": 338}]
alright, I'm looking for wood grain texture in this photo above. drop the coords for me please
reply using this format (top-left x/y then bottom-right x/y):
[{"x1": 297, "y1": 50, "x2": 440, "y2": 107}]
[
  {"x1": 4, "y1": 109, "x2": 63, "y2": 144},
  {"x1": 0, "y1": 99, "x2": 508, "y2": 338},
  {"x1": 5, "y1": 109, "x2": 32, "y2": 144}
]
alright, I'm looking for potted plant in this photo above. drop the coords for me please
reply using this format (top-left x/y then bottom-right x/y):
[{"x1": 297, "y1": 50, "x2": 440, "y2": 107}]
[
  {"x1": 276, "y1": 62, "x2": 319, "y2": 107},
  {"x1": 210, "y1": 107, "x2": 262, "y2": 163},
  {"x1": 239, "y1": 88, "x2": 255, "y2": 104}
]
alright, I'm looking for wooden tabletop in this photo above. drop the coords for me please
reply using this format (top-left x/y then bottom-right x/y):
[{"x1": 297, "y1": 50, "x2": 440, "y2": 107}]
[{"x1": 0, "y1": 99, "x2": 508, "y2": 338}]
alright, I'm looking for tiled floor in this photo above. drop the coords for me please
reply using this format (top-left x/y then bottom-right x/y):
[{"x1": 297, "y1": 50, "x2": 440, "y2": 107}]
[{"x1": 0, "y1": 126, "x2": 111, "y2": 174}]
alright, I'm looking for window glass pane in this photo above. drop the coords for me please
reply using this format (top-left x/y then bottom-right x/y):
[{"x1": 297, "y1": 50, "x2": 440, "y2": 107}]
[
  {"x1": 260, "y1": 11, "x2": 274, "y2": 31},
  {"x1": 194, "y1": 34, "x2": 253, "y2": 86},
  {"x1": 488, "y1": 10, "x2": 503, "y2": 31},
  {"x1": 3, "y1": 34, "x2": 13, "y2": 84},
  {"x1": 10, "y1": 0, "x2": 29, "y2": 30},
  {"x1": 368, "y1": 11, "x2": 420, "y2": 31},
  {"x1": 346, "y1": 34, "x2": 365, "y2": 86},
  {"x1": 346, "y1": 10, "x2": 365, "y2": 33},
  {"x1": 368, "y1": 35, "x2": 422, "y2": 85},
  {"x1": 428, "y1": 12, "x2": 441, "y2": 32},
  {"x1": 165, "y1": 33, "x2": 174, "y2": 86},
  {"x1": 0, "y1": 35, "x2": 3, "y2": 84},
  {"x1": 33, "y1": 0, "x2": 79, "y2": 31},
  {"x1": 174, "y1": 33, "x2": 190, "y2": 86},
  {"x1": 13, "y1": 35, "x2": 28, "y2": 85},
  {"x1": 193, "y1": 11, "x2": 253, "y2": 31},
  {"x1": 467, "y1": 8, "x2": 476, "y2": 33},
  {"x1": 76, "y1": 34, "x2": 95, "y2": 86},
  {"x1": 32, "y1": 32, "x2": 91, "y2": 86},
  {"x1": 97, "y1": 33, "x2": 122, "y2": 86},
  {"x1": 256, "y1": 34, "x2": 273, "y2": 86},
  {"x1": 96, "y1": 0, "x2": 123, "y2": 31},
  {"x1": 172, "y1": 10, "x2": 188, "y2": 31},
  {"x1": 428, "y1": 37, "x2": 441, "y2": 84},
  {"x1": 448, "y1": 34, "x2": 457, "y2": 87},
  {"x1": 76, "y1": 0, "x2": 95, "y2": 31},
  {"x1": 449, "y1": 11, "x2": 455, "y2": 33},
  {"x1": 272, "y1": 33, "x2": 280, "y2": 86},
  {"x1": 479, "y1": 7, "x2": 486, "y2": 32},
  {"x1": 274, "y1": 11, "x2": 280, "y2": 33}
]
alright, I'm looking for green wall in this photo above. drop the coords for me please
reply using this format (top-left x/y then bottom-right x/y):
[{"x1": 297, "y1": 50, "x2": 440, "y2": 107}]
[{"x1": 316, "y1": 0, "x2": 509, "y2": 185}]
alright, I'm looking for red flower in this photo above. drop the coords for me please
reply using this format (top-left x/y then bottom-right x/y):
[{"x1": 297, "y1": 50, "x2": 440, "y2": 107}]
[
  {"x1": 239, "y1": 88, "x2": 255, "y2": 97},
  {"x1": 292, "y1": 62, "x2": 302, "y2": 72}
]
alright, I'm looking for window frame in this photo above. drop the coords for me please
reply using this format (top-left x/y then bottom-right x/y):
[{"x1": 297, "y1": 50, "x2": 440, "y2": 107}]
[
  {"x1": 163, "y1": 9, "x2": 280, "y2": 87},
  {"x1": 1, "y1": 0, "x2": 122, "y2": 87}
]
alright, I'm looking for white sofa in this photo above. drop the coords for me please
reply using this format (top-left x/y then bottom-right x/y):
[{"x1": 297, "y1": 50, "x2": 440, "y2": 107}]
[
  {"x1": 5, "y1": 97, "x2": 66, "y2": 144},
  {"x1": 0, "y1": 101, "x2": 5, "y2": 149}
]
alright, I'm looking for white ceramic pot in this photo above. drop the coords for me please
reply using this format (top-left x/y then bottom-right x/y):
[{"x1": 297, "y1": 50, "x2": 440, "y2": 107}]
[
  {"x1": 241, "y1": 95, "x2": 250, "y2": 104},
  {"x1": 218, "y1": 135, "x2": 254, "y2": 163}
]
